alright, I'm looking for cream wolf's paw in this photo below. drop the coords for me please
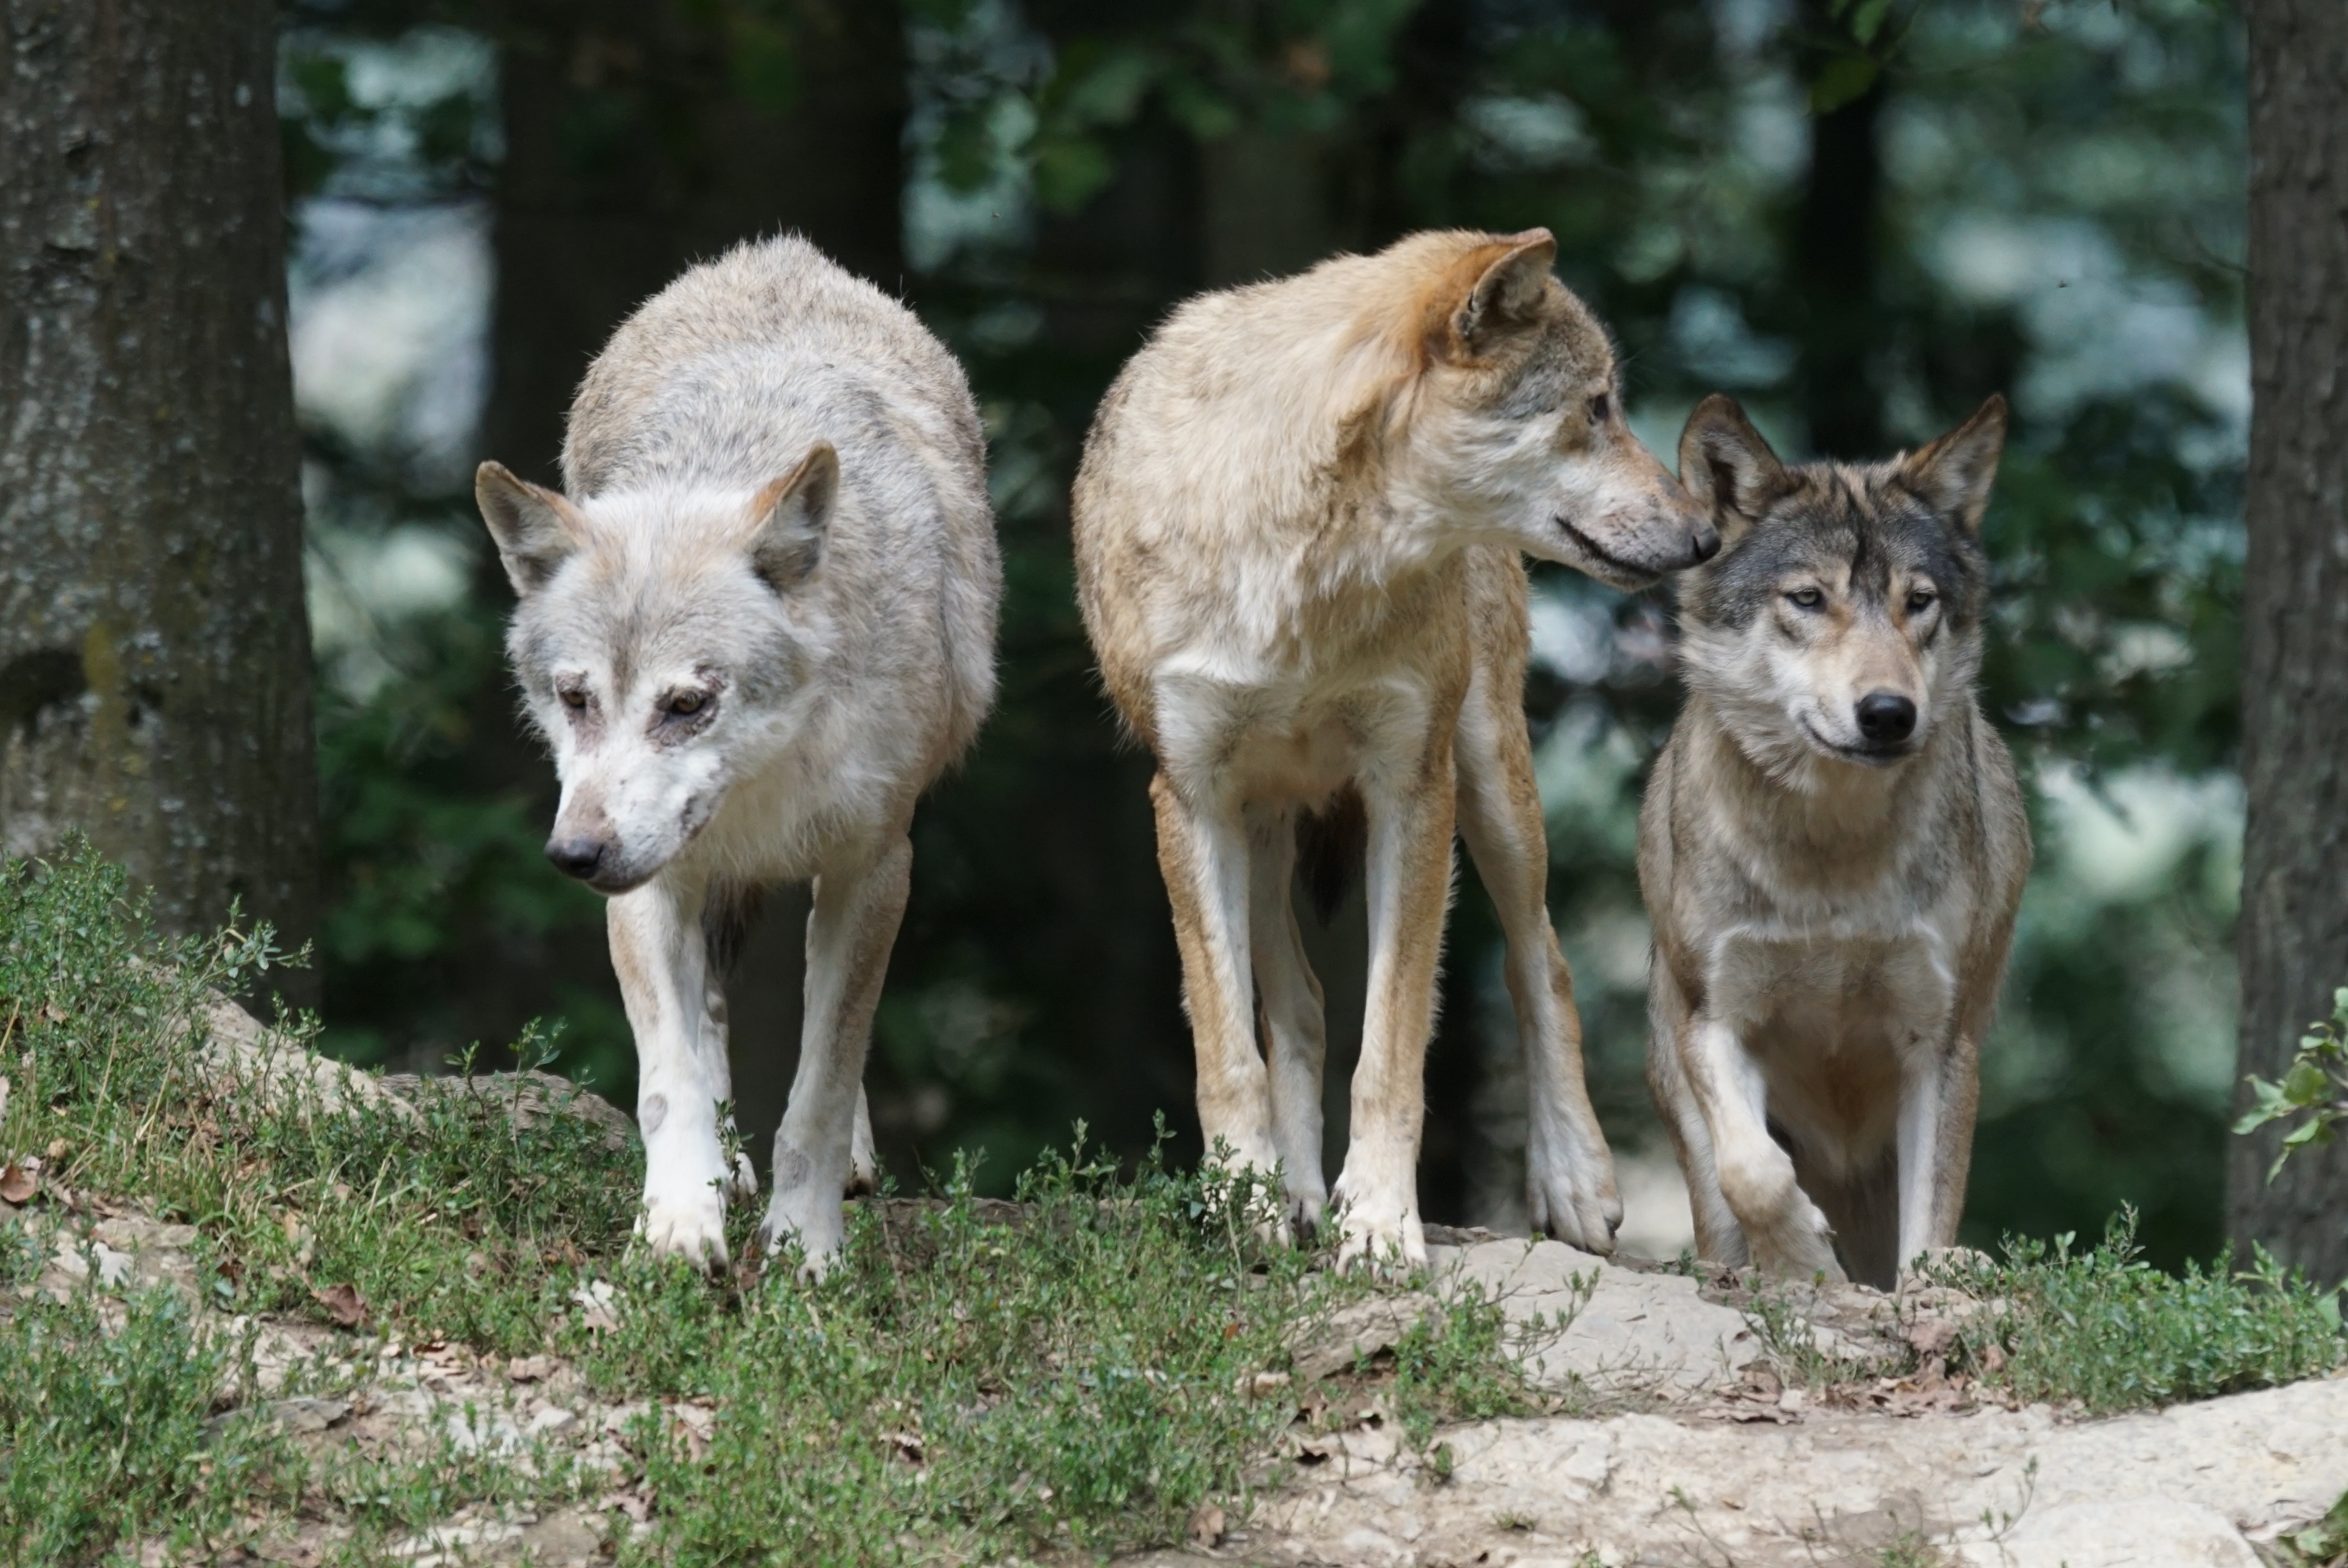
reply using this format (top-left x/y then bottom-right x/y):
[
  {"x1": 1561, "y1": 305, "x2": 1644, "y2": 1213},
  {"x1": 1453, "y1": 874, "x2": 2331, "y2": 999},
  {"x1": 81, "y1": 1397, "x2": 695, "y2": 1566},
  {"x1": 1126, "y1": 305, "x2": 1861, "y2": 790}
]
[
  {"x1": 1526, "y1": 1132, "x2": 1623, "y2": 1255},
  {"x1": 758, "y1": 1189, "x2": 846, "y2": 1282},
  {"x1": 1331, "y1": 1180, "x2": 1426, "y2": 1278},
  {"x1": 1201, "y1": 1132, "x2": 1293, "y2": 1246},
  {"x1": 636, "y1": 1190, "x2": 731, "y2": 1272}
]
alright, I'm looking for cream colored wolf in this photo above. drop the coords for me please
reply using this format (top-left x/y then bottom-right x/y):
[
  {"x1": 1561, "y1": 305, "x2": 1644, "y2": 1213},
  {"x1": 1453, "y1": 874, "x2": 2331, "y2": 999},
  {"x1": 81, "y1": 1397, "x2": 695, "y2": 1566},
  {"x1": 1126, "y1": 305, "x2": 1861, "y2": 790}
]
[
  {"x1": 1073, "y1": 229, "x2": 1718, "y2": 1268},
  {"x1": 1640, "y1": 394, "x2": 2029, "y2": 1287},
  {"x1": 475, "y1": 238, "x2": 1000, "y2": 1274}
]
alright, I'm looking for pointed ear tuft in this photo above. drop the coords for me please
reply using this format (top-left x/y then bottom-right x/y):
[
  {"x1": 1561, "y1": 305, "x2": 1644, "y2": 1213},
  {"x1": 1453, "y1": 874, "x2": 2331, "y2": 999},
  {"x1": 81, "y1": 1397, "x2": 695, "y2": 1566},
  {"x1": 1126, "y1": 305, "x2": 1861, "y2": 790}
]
[
  {"x1": 1677, "y1": 394, "x2": 1786, "y2": 544},
  {"x1": 749, "y1": 441, "x2": 840, "y2": 592},
  {"x1": 1901, "y1": 394, "x2": 2007, "y2": 534},
  {"x1": 475, "y1": 461, "x2": 584, "y2": 597},
  {"x1": 1449, "y1": 229, "x2": 1557, "y2": 354}
]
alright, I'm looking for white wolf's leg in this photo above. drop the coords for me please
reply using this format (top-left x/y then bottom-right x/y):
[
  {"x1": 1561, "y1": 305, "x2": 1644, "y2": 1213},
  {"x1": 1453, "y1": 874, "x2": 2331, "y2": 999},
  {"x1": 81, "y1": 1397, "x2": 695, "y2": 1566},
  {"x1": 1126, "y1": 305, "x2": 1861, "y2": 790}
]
[
  {"x1": 1331, "y1": 736, "x2": 1456, "y2": 1276},
  {"x1": 1686, "y1": 1016, "x2": 1842, "y2": 1280},
  {"x1": 848, "y1": 1086, "x2": 879, "y2": 1196},
  {"x1": 1150, "y1": 772, "x2": 1282, "y2": 1216},
  {"x1": 1454, "y1": 656, "x2": 1620, "y2": 1254},
  {"x1": 1247, "y1": 803, "x2": 1329, "y2": 1234},
  {"x1": 609, "y1": 875, "x2": 736, "y2": 1269},
  {"x1": 762, "y1": 832, "x2": 912, "y2": 1278}
]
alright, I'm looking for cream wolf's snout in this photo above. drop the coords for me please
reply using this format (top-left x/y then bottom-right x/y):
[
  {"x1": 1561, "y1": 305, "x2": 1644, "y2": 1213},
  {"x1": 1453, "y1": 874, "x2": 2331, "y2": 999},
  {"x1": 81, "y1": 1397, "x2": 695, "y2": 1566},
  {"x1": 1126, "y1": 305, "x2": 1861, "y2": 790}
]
[
  {"x1": 1640, "y1": 392, "x2": 2030, "y2": 1288},
  {"x1": 475, "y1": 238, "x2": 1000, "y2": 1279}
]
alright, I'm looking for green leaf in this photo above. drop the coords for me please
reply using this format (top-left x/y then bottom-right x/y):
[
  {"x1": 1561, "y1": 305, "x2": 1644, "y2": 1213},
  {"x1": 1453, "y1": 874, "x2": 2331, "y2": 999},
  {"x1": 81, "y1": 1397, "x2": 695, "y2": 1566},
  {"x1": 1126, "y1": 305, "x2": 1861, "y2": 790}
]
[
  {"x1": 2282, "y1": 1059, "x2": 2329, "y2": 1106},
  {"x1": 1851, "y1": 0, "x2": 1896, "y2": 45},
  {"x1": 1809, "y1": 56, "x2": 1880, "y2": 115}
]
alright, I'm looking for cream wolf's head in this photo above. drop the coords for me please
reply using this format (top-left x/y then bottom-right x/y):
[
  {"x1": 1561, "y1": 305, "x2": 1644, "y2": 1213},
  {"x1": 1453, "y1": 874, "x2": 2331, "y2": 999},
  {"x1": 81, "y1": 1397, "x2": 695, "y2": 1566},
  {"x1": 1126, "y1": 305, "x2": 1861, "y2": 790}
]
[
  {"x1": 475, "y1": 446, "x2": 838, "y2": 893},
  {"x1": 1376, "y1": 229, "x2": 1716, "y2": 589},
  {"x1": 1671, "y1": 394, "x2": 2007, "y2": 778}
]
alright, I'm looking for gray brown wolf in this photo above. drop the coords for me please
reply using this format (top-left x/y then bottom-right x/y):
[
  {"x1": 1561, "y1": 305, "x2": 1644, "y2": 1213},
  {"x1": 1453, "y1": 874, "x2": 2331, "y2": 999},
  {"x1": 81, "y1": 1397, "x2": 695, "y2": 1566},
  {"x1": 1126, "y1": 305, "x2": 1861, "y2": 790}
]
[
  {"x1": 1073, "y1": 229, "x2": 1719, "y2": 1269},
  {"x1": 1639, "y1": 394, "x2": 2030, "y2": 1287},
  {"x1": 474, "y1": 236, "x2": 1000, "y2": 1274}
]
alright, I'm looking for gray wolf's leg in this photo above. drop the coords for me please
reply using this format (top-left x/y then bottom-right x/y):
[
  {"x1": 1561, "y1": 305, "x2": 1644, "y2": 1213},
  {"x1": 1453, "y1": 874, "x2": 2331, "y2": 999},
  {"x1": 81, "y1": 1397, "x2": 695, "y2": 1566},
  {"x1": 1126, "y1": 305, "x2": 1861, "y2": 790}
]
[
  {"x1": 1647, "y1": 968, "x2": 1748, "y2": 1267},
  {"x1": 1455, "y1": 658, "x2": 1621, "y2": 1254},
  {"x1": 1896, "y1": 1031, "x2": 1979, "y2": 1277},
  {"x1": 1331, "y1": 739, "x2": 1455, "y2": 1275},
  {"x1": 1247, "y1": 802, "x2": 1329, "y2": 1234},
  {"x1": 1151, "y1": 771, "x2": 1282, "y2": 1219},
  {"x1": 761, "y1": 831, "x2": 912, "y2": 1278},
  {"x1": 609, "y1": 874, "x2": 737, "y2": 1269},
  {"x1": 1684, "y1": 1014, "x2": 1842, "y2": 1280}
]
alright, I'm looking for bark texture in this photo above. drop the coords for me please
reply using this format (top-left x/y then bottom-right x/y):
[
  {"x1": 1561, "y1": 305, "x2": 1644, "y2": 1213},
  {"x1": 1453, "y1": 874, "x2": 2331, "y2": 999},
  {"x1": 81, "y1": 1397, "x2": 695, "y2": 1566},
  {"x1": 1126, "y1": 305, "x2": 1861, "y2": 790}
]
[
  {"x1": 2231, "y1": 0, "x2": 2348, "y2": 1280},
  {"x1": 0, "y1": 0, "x2": 317, "y2": 958}
]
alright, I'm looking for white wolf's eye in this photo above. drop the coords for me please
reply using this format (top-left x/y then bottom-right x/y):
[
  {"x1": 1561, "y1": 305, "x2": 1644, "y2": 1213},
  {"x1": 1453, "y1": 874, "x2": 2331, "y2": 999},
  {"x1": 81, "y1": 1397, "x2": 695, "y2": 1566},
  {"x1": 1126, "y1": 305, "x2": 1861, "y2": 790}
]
[
  {"x1": 665, "y1": 691, "x2": 707, "y2": 718},
  {"x1": 558, "y1": 686, "x2": 588, "y2": 710},
  {"x1": 1786, "y1": 587, "x2": 1824, "y2": 610}
]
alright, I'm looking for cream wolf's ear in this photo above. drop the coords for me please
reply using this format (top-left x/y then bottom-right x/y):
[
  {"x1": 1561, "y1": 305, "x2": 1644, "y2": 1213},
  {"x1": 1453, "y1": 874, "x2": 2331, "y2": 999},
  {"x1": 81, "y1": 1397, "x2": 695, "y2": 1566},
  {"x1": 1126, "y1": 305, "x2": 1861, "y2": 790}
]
[
  {"x1": 1449, "y1": 228, "x2": 1556, "y2": 350},
  {"x1": 747, "y1": 440, "x2": 839, "y2": 592},
  {"x1": 1677, "y1": 394, "x2": 1785, "y2": 544},
  {"x1": 1899, "y1": 394, "x2": 2007, "y2": 535},
  {"x1": 476, "y1": 461, "x2": 586, "y2": 597}
]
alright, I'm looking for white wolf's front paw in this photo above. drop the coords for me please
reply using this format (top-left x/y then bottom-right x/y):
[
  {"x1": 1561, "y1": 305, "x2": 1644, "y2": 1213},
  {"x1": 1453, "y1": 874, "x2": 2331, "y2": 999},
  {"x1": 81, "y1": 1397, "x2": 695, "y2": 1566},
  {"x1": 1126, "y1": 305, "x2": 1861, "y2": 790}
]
[
  {"x1": 1526, "y1": 1126, "x2": 1623, "y2": 1256},
  {"x1": 758, "y1": 1187, "x2": 846, "y2": 1281},
  {"x1": 1330, "y1": 1176, "x2": 1425, "y2": 1278},
  {"x1": 637, "y1": 1189, "x2": 730, "y2": 1272}
]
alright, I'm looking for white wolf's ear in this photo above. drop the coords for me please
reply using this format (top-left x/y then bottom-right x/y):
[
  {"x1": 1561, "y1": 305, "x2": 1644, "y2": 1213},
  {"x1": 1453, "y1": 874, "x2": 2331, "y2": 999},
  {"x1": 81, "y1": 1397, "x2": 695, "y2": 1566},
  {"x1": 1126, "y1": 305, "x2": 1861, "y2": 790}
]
[
  {"x1": 1449, "y1": 229, "x2": 1556, "y2": 352},
  {"x1": 1678, "y1": 394, "x2": 1785, "y2": 544},
  {"x1": 1899, "y1": 394, "x2": 2007, "y2": 535},
  {"x1": 476, "y1": 462, "x2": 585, "y2": 597},
  {"x1": 748, "y1": 441, "x2": 839, "y2": 592}
]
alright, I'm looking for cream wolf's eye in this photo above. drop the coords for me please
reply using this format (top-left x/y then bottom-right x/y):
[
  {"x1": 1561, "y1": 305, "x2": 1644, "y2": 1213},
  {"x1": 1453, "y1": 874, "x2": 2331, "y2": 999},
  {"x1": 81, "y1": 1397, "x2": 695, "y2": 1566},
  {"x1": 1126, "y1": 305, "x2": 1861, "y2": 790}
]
[
  {"x1": 1786, "y1": 586, "x2": 1824, "y2": 610},
  {"x1": 665, "y1": 691, "x2": 707, "y2": 718}
]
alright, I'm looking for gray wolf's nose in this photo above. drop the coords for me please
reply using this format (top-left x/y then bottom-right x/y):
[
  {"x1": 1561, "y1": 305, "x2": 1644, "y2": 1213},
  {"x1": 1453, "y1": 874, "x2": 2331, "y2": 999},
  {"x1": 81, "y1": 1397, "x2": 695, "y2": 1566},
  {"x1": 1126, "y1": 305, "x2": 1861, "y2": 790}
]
[
  {"x1": 545, "y1": 836, "x2": 607, "y2": 880},
  {"x1": 1688, "y1": 523, "x2": 1721, "y2": 564},
  {"x1": 1856, "y1": 693, "x2": 1917, "y2": 745}
]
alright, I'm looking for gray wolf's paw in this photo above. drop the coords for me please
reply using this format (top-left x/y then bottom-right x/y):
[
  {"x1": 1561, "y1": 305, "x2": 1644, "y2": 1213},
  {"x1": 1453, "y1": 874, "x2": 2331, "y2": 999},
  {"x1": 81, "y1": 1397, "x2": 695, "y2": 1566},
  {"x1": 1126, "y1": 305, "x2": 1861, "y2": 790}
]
[
  {"x1": 1330, "y1": 1180, "x2": 1426, "y2": 1278},
  {"x1": 1747, "y1": 1197, "x2": 1844, "y2": 1282},
  {"x1": 759, "y1": 1190, "x2": 846, "y2": 1282},
  {"x1": 637, "y1": 1192, "x2": 730, "y2": 1273},
  {"x1": 1526, "y1": 1135, "x2": 1623, "y2": 1256}
]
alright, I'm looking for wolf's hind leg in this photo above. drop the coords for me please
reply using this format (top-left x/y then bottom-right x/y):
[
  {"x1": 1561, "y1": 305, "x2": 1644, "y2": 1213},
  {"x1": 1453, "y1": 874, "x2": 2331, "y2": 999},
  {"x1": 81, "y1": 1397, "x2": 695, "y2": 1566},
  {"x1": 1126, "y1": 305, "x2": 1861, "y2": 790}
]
[
  {"x1": 1455, "y1": 636, "x2": 1621, "y2": 1254},
  {"x1": 610, "y1": 878, "x2": 737, "y2": 1270},
  {"x1": 1151, "y1": 772, "x2": 1283, "y2": 1225},
  {"x1": 1248, "y1": 803, "x2": 1329, "y2": 1235},
  {"x1": 847, "y1": 1087, "x2": 879, "y2": 1196},
  {"x1": 762, "y1": 832, "x2": 912, "y2": 1279}
]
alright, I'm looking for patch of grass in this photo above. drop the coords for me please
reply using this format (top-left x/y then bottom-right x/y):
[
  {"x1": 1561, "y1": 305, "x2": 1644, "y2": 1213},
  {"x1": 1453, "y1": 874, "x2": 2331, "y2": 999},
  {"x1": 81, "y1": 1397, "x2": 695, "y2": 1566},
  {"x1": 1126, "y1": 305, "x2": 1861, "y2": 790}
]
[
  {"x1": 0, "y1": 1282, "x2": 295, "y2": 1565},
  {"x1": 1925, "y1": 1210, "x2": 2345, "y2": 1414}
]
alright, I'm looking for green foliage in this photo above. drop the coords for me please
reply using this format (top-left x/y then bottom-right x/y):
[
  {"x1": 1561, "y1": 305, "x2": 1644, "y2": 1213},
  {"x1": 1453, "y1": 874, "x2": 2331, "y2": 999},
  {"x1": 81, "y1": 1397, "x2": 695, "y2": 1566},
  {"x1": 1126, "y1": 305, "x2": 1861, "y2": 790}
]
[
  {"x1": 1925, "y1": 1211, "x2": 2344, "y2": 1414},
  {"x1": 2281, "y1": 1488, "x2": 2348, "y2": 1567},
  {"x1": 2236, "y1": 986, "x2": 2348, "y2": 1180},
  {"x1": 0, "y1": 1286, "x2": 293, "y2": 1567}
]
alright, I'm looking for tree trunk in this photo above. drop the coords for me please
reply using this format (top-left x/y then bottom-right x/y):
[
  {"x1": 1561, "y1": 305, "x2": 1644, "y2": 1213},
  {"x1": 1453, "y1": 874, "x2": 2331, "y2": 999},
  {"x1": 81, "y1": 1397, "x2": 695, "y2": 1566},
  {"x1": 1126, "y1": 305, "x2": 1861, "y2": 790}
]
[
  {"x1": 0, "y1": 0, "x2": 316, "y2": 968},
  {"x1": 1792, "y1": 75, "x2": 1886, "y2": 458},
  {"x1": 2230, "y1": 0, "x2": 2348, "y2": 1282}
]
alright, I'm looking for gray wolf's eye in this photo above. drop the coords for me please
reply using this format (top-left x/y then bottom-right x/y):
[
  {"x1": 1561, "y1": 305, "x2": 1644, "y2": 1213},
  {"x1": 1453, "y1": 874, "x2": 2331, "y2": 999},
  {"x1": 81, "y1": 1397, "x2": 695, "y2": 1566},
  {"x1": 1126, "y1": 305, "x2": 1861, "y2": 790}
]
[
  {"x1": 1588, "y1": 392, "x2": 1611, "y2": 424},
  {"x1": 1786, "y1": 587, "x2": 1824, "y2": 610},
  {"x1": 1907, "y1": 588, "x2": 1938, "y2": 613},
  {"x1": 665, "y1": 691, "x2": 707, "y2": 717}
]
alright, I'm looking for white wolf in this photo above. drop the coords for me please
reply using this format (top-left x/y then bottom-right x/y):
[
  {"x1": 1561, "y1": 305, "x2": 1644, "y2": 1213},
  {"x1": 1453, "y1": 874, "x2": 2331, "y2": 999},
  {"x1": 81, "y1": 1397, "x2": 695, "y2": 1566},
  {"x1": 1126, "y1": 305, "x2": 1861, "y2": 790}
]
[{"x1": 474, "y1": 237, "x2": 1001, "y2": 1274}]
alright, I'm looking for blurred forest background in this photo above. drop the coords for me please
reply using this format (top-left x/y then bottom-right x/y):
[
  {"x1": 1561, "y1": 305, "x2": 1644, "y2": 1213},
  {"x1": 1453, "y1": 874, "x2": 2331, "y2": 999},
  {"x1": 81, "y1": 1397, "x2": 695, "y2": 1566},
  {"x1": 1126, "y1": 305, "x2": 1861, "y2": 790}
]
[{"x1": 268, "y1": 0, "x2": 2245, "y2": 1262}]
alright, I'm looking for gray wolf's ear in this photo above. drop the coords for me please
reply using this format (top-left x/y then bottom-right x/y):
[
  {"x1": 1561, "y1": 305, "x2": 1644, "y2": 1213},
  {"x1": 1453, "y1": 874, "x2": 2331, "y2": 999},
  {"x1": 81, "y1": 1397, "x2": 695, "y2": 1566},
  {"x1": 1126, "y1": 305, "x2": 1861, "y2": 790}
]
[
  {"x1": 748, "y1": 440, "x2": 839, "y2": 592},
  {"x1": 1451, "y1": 229, "x2": 1556, "y2": 351},
  {"x1": 1899, "y1": 394, "x2": 2007, "y2": 535},
  {"x1": 1678, "y1": 394, "x2": 1785, "y2": 544},
  {"x1": 476, "y1": 461, "x2": 584, "y2": 597}
]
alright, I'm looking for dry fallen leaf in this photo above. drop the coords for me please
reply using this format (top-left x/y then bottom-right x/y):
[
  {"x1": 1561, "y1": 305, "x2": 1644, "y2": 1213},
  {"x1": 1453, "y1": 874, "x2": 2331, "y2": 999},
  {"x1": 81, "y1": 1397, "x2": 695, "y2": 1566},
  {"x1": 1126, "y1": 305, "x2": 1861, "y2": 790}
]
[
  {"x1": 0, "y1": 1163, "x2": 34, "y2": 1205},
  {"x1": 311, "y1": 1282, "x2": 368, "y2": 1328}
]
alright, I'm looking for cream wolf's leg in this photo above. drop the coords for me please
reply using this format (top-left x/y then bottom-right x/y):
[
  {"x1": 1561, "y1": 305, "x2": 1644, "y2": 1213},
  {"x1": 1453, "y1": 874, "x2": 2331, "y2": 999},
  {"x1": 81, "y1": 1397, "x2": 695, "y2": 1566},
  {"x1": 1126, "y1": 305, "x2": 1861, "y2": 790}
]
[
  {"x1": 1151, "y1": 771, "x2": 1281, "y2": 1211},
  {"x1": 762, "y1": 831, "x2": 912, "y2": 1277},
  {"x1": 1896, "y1": 1031, "x2": 1979, "y2": 1275},
  {"x1": 1332, "y1": 735, "x2": 1456, "y2": 1274},
  {"x1": 1455, "y1": 650, "x2": 1621, "y2": 1254},
  {"x1": 1681, "y1": 1010, "x2": 1844, "y2": 1280},
  {"x1": 610, "y1": 876, "x2": 739, "y2": 1268},
  {"x1": 1247, "y1": 802, "x2": 1330, "y2": 1233}
]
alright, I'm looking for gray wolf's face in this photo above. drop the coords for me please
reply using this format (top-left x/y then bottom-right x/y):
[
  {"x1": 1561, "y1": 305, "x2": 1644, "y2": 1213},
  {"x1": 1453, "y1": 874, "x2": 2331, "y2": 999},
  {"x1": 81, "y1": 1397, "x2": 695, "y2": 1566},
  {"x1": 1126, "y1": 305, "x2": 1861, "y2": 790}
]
[
  {"x1": 475, "y1": 446, "x2": 837, "y2": 893},
  {"x1": 1408, "y1": 231, "x2": 1717, "y2": 589},
  {"x1": 1672, "y1": 394, "x2": 2006, "y2": 776}
]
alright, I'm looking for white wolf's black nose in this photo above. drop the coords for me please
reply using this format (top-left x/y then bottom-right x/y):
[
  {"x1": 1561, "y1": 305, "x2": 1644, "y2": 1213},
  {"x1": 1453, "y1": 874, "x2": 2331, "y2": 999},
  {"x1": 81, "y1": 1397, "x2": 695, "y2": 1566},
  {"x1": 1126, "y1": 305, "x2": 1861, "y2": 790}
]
[
  {"x1": 545, "y1": 836, "x2": 607, "y2": 880},
  {"x1": 1856, "y1": 693, "x2": 1917, "y2": 745}
]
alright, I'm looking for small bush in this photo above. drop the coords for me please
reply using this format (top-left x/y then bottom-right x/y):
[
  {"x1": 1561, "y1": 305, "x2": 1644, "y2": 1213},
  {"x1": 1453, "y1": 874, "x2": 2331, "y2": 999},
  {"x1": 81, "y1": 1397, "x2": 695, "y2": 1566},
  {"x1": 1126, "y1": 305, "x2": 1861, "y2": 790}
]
[{"x1": 1927, "y1": 1210, "x2": 2344, "y2": 1414}]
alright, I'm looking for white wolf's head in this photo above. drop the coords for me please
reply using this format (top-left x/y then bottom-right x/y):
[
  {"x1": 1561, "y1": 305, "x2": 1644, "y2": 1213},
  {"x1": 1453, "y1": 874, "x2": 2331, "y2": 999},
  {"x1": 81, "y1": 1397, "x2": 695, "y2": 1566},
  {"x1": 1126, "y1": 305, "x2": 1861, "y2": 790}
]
[
  {"x1": 1670, "y1": 394, "x2": 2007, "y2": 781},
  {"x1": 475, "y1": 445, "x2": 838, "y2": 893},
  {"x1": 1375, "y1": 229, "x2": 1718, "y2": 588}
]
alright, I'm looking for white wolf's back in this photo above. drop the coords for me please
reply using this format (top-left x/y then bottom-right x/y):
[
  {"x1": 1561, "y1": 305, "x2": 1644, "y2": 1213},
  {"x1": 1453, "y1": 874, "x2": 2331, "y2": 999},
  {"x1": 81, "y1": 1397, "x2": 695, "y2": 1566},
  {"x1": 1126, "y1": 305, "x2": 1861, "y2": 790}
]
[{"x1": 564, "y1": 236, "x2": 999, "y2": 764}]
